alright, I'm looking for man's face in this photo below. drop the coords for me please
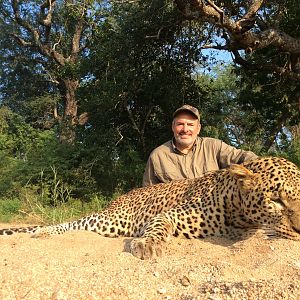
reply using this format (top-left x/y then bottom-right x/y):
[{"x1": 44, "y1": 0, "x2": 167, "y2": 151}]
[{"x1": 172, "y1": 112, "x2": 201, "y2": 149}]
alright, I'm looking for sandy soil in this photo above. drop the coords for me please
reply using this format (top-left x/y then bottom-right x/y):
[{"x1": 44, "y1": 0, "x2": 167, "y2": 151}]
[{"x1": 0, "y1": 224, "x2": 300, "y2": 300}]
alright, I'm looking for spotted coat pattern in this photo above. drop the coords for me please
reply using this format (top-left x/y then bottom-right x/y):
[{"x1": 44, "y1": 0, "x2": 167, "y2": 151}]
[{"x1": 1, "y1": 157, "x2": 299, "y2": 259}]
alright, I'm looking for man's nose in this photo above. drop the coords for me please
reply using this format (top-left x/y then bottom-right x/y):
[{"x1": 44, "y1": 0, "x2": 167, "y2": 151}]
[{"x1": 183, "y1": 123, "x2": 189, "y2": 132}]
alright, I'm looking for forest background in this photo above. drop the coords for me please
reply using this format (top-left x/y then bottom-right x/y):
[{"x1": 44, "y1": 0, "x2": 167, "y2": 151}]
[{"x1": 0, "y1": 0, "x2": 299, "y2": 224}]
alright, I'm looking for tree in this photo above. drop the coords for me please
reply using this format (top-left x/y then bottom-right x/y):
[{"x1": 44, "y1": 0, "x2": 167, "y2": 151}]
[
  {"x1": 173, "y1": 0, "x2": 300, "y2": 149},
  {"x1": 174, "y1": 0, "x2": 300, "y2": 79},
  {"x1": 84, "y1": 0, "x2": 205, "y2": 158},
  {"x1": 0, "y1": 0, "x2": 100, "y2": 143}
]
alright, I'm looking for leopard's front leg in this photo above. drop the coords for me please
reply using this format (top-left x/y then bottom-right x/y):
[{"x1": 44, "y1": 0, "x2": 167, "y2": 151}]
[{"x1": 130, "y1": 214, "x2": 176, "y2": 260}]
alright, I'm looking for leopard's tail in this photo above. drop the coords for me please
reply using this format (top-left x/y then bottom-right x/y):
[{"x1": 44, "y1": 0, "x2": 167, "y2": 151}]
[
  {"x1": 1, "y1": 208, "x2": 134, "y2": 238},
  {"x1": 30, "y1": 211, "x2": 133, "y2": 238},
  {"x1": 0, "y1": 225, "x2": 42, "y2": 235}
]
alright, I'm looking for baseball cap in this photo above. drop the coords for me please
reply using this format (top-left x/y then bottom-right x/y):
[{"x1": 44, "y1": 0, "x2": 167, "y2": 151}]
[{"x1": 173, "y1": 104, "x2": 200, "y2": 120}]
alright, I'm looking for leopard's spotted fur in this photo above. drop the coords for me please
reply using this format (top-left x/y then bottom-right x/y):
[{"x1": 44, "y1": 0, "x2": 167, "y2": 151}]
[{"x1": 1, "y1": 157, "x2": 299, "y2": 259}]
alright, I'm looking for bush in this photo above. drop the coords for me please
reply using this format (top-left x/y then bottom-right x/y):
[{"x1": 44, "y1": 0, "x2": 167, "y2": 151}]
[{"x1": 0, "y1": 198, "x2": 22, "y2": 223}]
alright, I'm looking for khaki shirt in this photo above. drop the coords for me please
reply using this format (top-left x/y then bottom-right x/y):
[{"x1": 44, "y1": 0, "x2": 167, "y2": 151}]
[{"x1": 142, "y1": 137, "x2": 258, "y2": 186}]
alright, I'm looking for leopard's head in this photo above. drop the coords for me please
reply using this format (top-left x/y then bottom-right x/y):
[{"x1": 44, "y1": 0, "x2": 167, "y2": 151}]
[{"x1": 229, "y1": 157, "x2": 300, "y2": 240}]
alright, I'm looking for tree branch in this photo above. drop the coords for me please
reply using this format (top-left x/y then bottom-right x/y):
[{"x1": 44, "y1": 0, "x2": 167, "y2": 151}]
[
  {"x1": 240, "y1": 0, "x2": 264, "y2": 20},
  {"x1": 174, "y1": 0, "x2": 300, "y2": 81},
  {"x1": 175, "y1": 0, "x2": 300, "y2": 53},
  {"x1": 12, "y1": 0, "x2": 40, "y2": 45},
  {"x1": 70, "y1": 19, "x2": 84, "y2": 63},
  {"x1": 11, "y1": 34, "x2": 33, "y2": 47},
  {"x1": 40, "y1": 0, "x2": 56, "y2": 43},
  {"x1": 40, "y1": 0, "x2": 56, "y2": 27},
  {"x1": 232, "y1": 50, "x2": 300, "y2": 82}
]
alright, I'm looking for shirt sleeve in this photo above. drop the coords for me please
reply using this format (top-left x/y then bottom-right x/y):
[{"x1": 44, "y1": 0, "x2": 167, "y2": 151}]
[
  {"x1": 217, "y1": 140, "x2": 258, "y2": 168},
  {"x1": 142, "y1": 155, "x2": 161, "y2": 186}
]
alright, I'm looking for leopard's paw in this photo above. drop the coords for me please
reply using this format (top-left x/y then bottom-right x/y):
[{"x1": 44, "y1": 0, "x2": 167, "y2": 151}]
[{"x1": 130, "y1": 237, "x2": 163, "y2": 260}]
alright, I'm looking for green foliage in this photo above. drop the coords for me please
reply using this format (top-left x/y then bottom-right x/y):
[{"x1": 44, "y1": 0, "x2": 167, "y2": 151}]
[
  {"x1": 85, "y1": 0, "x2": 205, "y2": 159},
  {"x1": 236, "y1": 67, "x2": 299, "y2": 151},
  {"x1": 0, "y1": 106, "x2": 97, "y2": 201},
  {"x1": 269, "y1": 137, "x2": 300, "y2": 167},
  {"x1": 195, "y1": 65, "x2": 259, "y2": 150},
  {"x1": 0, "y1": 198, "x2": 22, "y2": 223},
  {"x1": 288, "y1": 138, "x2": 300, "y2": 166},
  {"x1": 0, "y1": 0, "x2": 299, "y2": 225},
  {"x1": 0, "y1": 191, "x2": 110, "y2": 225},
  {"x1": 195, "y1": 65, "x2": 300, "y2": 158}
]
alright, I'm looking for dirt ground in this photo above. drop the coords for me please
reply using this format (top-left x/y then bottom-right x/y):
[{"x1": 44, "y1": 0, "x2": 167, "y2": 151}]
[{"x1": 0, "y1": 224, "x2": 300, "y2": 300}]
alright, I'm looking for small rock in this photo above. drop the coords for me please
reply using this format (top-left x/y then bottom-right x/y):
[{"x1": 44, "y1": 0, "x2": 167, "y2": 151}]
[
  {"x1": 153, "y1": 271, "x2": 160, "y2": 277},
  {"x1": 157, "y1": 287, "x2": 167, "y2": 294},
  {"x1": 208, "y1": 295, "x2": 222, "y2": 300},
  {"x1": 294, "y1": 261, "x2": 300, "y2": 269},
  {"x1": 212, "y1": 287, "x2": 220, "y2": 293},
  {"x1": 180, "y1": 275, "x2": 191, "y2": 287}
]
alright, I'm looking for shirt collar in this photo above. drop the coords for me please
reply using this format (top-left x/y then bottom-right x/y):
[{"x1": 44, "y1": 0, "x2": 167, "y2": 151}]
[{"x1": 172, "y1": 137, "x2": 198, "y2": 154}]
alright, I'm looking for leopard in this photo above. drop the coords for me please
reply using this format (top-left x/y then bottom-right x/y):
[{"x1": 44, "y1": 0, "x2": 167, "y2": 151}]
[{"x1": 1, "y1": 156, "x2": 299, "y2": 260}]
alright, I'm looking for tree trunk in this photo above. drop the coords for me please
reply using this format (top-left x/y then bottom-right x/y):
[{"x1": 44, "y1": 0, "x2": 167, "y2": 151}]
[
  {"x1": 9, "y1": 0, "x2": 89, "y2": 145},
  {"x1": 58, "y1": 79, "x2": 79, "y2": 144}
]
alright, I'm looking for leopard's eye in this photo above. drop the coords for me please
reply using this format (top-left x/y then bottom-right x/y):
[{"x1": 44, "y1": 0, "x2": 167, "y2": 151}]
[{"x1": 271, "y1": 197, "x2": 286, "y2": 209}]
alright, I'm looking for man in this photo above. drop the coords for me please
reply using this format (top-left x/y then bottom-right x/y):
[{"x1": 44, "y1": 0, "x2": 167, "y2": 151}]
[{"x1": 143, "y1": 104, "x2": 258, "y2": 186}]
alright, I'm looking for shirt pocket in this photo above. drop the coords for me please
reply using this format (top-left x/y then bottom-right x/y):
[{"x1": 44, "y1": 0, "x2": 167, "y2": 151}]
[
  {"x1": 202, "y1": 160, "x2": 219, "y2": 173},
  {"x1": 155, "y1": 171, "x2": 185, "y2": 183}
]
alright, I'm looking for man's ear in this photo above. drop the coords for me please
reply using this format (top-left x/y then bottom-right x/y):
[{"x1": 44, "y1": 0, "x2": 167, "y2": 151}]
[
  {"x1": 197, "y1": 123, "x2": 201, "y2": 134},
  {"x1": 171, "y1": 120, "x2": 176, "y2": 133},
  {"x1": 229, "y1": 164, "x2": 259, "y2": 190}
]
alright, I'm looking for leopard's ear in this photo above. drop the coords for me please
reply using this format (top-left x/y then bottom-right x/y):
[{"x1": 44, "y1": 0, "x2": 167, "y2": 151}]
[
  {"x1": 229, "y1": 164, "x2": 253, "y2": 177},
  {"x1": 229, "y1": 164, "x2": 259, "y2": 190}
]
